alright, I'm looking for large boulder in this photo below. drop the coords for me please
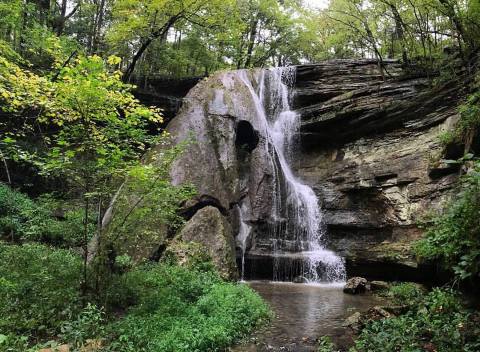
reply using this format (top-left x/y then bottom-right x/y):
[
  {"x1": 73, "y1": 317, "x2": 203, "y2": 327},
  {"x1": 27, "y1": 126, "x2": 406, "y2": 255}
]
[{"x1": 174, "y1": 206, "x2": 238, "y2": 280}]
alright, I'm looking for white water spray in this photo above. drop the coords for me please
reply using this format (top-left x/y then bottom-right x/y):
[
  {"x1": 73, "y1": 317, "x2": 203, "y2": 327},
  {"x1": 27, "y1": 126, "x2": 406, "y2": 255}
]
[
  {"x1": 236, "y1": 67, "x2": 346, "y2": 283},
  {"x1": 237, "y1": 204, "x2": 251, "y2": 281}
]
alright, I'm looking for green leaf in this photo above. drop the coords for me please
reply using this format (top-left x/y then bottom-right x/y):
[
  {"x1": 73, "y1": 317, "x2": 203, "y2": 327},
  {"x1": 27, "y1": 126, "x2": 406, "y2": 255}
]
[{"x1": 2, "y1": 137, "x2": 15, "y2": 144}]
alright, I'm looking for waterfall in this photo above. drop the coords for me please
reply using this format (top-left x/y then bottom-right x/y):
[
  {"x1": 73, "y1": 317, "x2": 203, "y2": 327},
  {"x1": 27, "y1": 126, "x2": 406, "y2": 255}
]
[
  {"x1": 237, "y1": 204, "x2": 251, "y2": 281},
  {"x1": 237, "y1": 67, "x2": 346, "y2": 283}
]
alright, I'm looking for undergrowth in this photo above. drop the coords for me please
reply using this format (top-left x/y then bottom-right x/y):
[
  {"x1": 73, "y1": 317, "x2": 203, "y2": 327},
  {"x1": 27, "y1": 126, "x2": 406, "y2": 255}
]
[{"x1": 0, "y1": 242, "x2": 270, "y2": 352}]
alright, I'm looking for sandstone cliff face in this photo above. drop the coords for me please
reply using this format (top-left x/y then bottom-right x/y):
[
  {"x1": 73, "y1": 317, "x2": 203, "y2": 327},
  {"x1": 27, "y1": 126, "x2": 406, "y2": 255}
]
[
  {"x1": 294, "y1": 60, "x2": 461, "y2": 280},
  {"x1": 137, "y1": 60, "x2": 462, "y2": 281}
]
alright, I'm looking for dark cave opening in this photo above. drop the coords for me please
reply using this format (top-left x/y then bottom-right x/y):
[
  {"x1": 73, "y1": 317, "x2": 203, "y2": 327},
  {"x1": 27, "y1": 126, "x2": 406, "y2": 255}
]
[{"x1": 235, "y1": 120, "x2": 259, "y2": 153}]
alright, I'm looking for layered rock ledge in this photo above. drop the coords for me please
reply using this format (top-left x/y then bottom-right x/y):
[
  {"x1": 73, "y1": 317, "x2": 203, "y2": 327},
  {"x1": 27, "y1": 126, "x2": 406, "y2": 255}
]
[
  {"x1": 132, "y1": 59, "x2": 463, "y2": 282},
  {"x1": 294, "y1": 59, "x2": 462, "y2": 281}
]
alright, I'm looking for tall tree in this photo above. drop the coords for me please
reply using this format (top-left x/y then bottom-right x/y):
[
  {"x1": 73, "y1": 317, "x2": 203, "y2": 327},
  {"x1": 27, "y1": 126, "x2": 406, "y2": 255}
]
[{"x1": 108, "y1": 0, "x2": 233, "y2": 81}]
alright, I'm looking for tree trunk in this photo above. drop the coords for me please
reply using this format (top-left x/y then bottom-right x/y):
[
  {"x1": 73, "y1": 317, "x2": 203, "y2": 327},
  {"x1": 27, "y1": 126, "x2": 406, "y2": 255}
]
[
  {"x1": 92, "y1": 0, "x2": 107, "y2": 53},
  {"x1": 0, "y1": 150, "x2": 11, "y2": 184},
  {"x1": 389, "y1": 3, "x2": 408, "y2": 64},
  {"x1": 123, "y1": 14, "x2": 181, "y2": 82},
  {"x1": 244, "y1": 18, "x2": 259, "y2": 68},
  {"x1": 82, "y1": 195, "x2": 90, "y2": 299}
]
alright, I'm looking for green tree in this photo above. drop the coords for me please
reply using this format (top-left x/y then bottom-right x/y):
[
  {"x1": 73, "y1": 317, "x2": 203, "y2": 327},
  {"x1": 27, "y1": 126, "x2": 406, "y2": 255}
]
[
  {"x1": 0, "y1": 53, "x2": 193, "y2": 295},
  {"x1": 108, "y1": 0, "x2": 234, "y2": 81}
]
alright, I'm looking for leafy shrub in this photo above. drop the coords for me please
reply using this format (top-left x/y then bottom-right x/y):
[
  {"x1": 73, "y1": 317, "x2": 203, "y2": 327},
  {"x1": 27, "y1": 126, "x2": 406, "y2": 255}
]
[
  {"x1": 443, "y1": 75, "x2": 480, "y2": 143},
  {"x1": 104, "y1": 264, "x2": 271, "y2": 352},
  {"x1": 317, "y1": 336, "x2": 336, "y2": 352},
  {"x1": 0, "y1": 242, "x2": 83, "y2": 340},
  {"x1": 386, "y1": 282, "x2": 425, "y2": 306},
  {"x1": 0, "y1": 184, "x2": 95, "y2": 246},
  {"x1": 352, "y1": 289, "x2": 480, "y2": 352},
  {"x1": 457, "y1": 90, "x2": 480, "y2": 140},
  {"x1": 415, "y1": 160, "x2": 480, "y2": 280},
  {"x1": 0, "y1": 183, "x2": 35, "y2": 240},
  {"x1": 59, "y1": 303, "x2": 105, "y2": 349},
  {"x1": 0, "y1": 333, "x2": 31, "y2": 352}
]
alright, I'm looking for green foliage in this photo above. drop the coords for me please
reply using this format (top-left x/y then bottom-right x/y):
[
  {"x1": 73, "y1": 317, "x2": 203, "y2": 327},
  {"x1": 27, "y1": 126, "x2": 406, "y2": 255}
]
[
  {"x1": 0, "y1": 183, "x2": 34, "y2": 240},
  {"x1": 415, "y1": 159, "x2": 480, "y2": 280},
  {"x1": 0, "y1": 243, "x2": 270, "y2": 352},
  {"x1": 0, "y1": 184, "x2": 95, "y2": 246},
  {"x1": 103, "y1": 145, "x2": 196, "y2": 260},
  {"x1": 0, "y1": 242, "x2": 83, "y2": 340},
  {"x1": 59, "y1": 303, "x2": 105, "y2": 349},
  {"x1": 443, "y1": 76, "x2": 480, "y2": 143},
  {"x1": 352, "y1": 288, "x2": 480, "y2": 352},
  {"x1": 0, "y1": 333, "x2": 32, "y2": 352},
  {"x1": 38, "y1": 55, "x2": 162, "y2": 182},
  {"x1": 438, "y1": 130, "x2": 455, "y2": 146},
  {"x1": 1, "y1": 51, "x2": 193, "y2": 294},
  {"x1": 457, "y1": 89, "x2": 480, "y2": 138},
  {"x1": 386, "y1": 282, "x2": 426, "y2": 306},
  {"x1": 0, "y1": 53, "x2": 162, "y2": 181},
  {"x1": 317, "y1": 336, "x2": 336, "y2": 352},
  {"x1": 104, "y1": 264, "x2": 271, "y2": 352}
]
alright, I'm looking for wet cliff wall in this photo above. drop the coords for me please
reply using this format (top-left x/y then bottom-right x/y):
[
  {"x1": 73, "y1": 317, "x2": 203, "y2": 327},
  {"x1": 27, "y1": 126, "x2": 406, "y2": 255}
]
[
  {"x1": 294, "y1": 59, "x2": 463, "y2": 281},
  {"x1": 133, "y1": 60, "x2": 464, "y2": 282}
]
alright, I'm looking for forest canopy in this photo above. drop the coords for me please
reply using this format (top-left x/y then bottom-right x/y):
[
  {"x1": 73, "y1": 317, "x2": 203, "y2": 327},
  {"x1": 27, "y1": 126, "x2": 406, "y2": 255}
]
[{"x1": 1, "y1": 0, "x2": 479, "y2": 80}]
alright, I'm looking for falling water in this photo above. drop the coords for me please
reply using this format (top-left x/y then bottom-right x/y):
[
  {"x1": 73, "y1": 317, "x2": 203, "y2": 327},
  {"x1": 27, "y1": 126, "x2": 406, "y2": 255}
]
[
  {"x1": 237, "y1": 67, "x2": 346, "y2": 283},
  {"x1": 237, "y1": 204, "x2": 251, "y2": 281}
]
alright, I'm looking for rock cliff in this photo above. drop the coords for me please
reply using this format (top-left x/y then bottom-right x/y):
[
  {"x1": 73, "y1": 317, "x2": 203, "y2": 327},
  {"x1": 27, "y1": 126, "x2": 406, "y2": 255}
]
[
  {"x1": 135, "y1": 60, "x2": 463, "y2": 282},
  {"x1": 294, "y1": 59, "x2": 461, "y2": 281}
]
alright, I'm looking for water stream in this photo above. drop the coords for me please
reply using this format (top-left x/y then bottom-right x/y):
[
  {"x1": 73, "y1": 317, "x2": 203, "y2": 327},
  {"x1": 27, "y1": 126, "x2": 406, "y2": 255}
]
[
  {"x1": 236, "y1": 68, "x2": 345, "y2": 283},
  {"x1": 231, "y1": 282, "x2": 385, "y2": 352}
]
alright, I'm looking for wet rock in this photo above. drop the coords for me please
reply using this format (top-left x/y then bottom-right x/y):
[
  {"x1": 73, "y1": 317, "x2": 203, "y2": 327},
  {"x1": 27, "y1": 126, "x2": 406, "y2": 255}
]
[
  {"x1": 342, "y1": 312, "x2": 363, "y2": 332},
  {"x1": 295, "y1": 61, "x2": 461, "y2": 281},
  {"x1": 365, "y1": 306, "x2": 393, "y2": 320},
  {"x1": 175, "y1": 206, "x2": 238, "y2": 280},
  {"x1": 369, "y1": 280, "x2": 390, "y2": 291},
  {"x1": 293, "y1": 276, "x2": 308, "y2": 283},
  {"x1": 343, "y1": 277, "x2": 368, "y2": 294},
  {"x1": 381, "y1": 305, "x2": 409, "y2": 315},
  {"x1": 98, "y1": 60, "x2": 463, "y2": 281},
  {"x1": 343, "y1": 306, "x2": 394, "y2": 334}
]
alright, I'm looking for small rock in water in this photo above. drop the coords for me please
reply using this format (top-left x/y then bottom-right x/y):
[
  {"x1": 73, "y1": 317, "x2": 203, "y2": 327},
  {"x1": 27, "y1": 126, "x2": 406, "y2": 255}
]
[
  {"x1": 343, "y1": 277, "x2": 368, "y2": 294},
  {"x1": 293, "y1": 276, "x2": 308, "y2": 283}
]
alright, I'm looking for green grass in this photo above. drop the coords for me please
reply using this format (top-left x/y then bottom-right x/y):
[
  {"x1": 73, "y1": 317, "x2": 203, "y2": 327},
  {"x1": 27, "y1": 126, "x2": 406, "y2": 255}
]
[
  {"x1": 104, "y1": 263, "x2": 271, "y2": 352},
  {"x1": 0, "y1": 184, "x2": 96, "y2": 247},
  {"x1": 0, "y1": 242, "x2": 83, "y2": 349},
  {"x1": 0, "y1": 242, "x2": 270, "y2": 352}
]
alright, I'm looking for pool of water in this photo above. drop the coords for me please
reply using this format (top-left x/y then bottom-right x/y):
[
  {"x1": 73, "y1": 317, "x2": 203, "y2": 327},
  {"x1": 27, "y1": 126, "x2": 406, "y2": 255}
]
[{"x1": 231, "y1": 281, "x2": 385, "y2": 352}]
